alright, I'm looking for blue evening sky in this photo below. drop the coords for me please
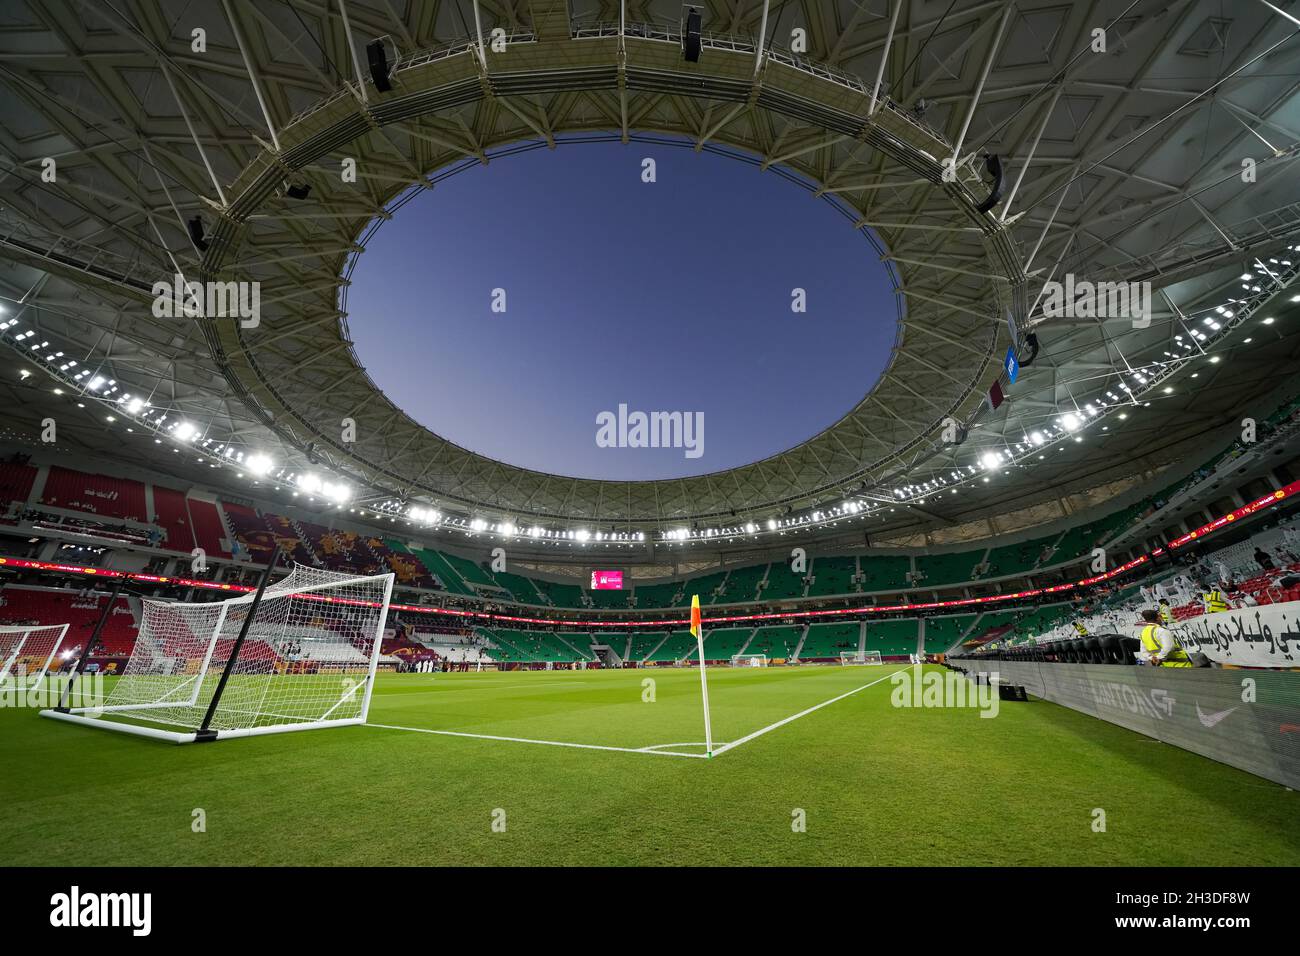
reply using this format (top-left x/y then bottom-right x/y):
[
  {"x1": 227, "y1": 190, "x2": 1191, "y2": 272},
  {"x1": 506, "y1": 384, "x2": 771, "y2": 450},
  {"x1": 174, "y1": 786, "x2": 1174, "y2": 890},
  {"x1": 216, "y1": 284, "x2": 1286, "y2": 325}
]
[{"x1": 345, "y1": 138, "x2": 900, "y2": 480}]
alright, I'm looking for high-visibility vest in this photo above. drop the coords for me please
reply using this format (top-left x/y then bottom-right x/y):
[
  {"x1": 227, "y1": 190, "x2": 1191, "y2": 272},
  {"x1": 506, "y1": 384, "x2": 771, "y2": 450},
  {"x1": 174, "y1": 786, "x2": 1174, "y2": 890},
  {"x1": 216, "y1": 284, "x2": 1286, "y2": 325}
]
[
  {"x1": 1073, "y1": 621, "x2": 1089, "y2": 636},
  {"x1": 1139, "y1": 624, "x2": 1192, "y2": 667},
  {"x1": 1203, "y1": 590, "x2": 1229, "y2": 613},
  {"x1": 1158, "y1": 605, "x2": 1174, "y2": 626}
]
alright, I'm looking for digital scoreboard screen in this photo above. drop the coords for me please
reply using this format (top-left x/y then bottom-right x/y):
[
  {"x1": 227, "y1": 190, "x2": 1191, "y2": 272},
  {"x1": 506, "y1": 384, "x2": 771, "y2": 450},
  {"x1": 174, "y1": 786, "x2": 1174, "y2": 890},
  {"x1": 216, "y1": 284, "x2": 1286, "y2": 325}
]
[{"x1": 590, "y1": 570, "x2": 624, "y2": 590}]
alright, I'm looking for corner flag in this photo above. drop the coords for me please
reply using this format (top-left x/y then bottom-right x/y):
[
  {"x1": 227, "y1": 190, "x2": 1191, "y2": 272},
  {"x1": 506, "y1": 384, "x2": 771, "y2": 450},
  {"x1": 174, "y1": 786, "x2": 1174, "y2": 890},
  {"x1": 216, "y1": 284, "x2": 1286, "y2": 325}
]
[{"x1": 690, "y1": 594, "x2": 713, "y2": 756}]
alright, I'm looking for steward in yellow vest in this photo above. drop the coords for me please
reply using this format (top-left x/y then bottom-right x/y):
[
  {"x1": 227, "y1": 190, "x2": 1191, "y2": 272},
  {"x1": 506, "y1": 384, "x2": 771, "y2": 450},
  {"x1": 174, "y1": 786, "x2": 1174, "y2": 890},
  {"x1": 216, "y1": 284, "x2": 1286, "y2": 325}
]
[
  {"x1": 1202, "y1": 589, "x2": 1230, "y2": 613},
  {"x1": 1138, "y1": 610, "x2": 1192, "y2": 667},
  {"x1": 1157, "y1": 600, "x2": 1173, "y2": 626}
]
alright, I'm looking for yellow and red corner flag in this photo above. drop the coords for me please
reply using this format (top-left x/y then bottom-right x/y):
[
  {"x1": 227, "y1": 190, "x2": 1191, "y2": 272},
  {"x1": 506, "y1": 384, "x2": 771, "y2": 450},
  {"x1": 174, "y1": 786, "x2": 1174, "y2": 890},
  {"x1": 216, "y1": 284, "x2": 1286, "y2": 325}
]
[{"x1": 690, "y1": 593, "x2": 713, "y2": 756}]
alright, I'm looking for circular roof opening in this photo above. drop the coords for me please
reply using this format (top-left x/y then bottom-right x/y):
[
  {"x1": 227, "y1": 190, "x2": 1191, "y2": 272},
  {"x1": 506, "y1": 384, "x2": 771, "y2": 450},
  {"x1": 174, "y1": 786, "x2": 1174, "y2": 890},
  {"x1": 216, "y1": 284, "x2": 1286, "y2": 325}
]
[{"x1": 345, "y1": 139, "x2": 900, "y2": 481}]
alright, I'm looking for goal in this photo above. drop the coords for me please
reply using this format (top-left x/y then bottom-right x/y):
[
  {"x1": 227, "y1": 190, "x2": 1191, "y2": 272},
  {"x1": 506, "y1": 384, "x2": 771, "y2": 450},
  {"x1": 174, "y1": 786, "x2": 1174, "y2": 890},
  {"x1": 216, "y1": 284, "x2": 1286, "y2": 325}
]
[
  {"x1": 839, "y1": 650, "x2": 882, "y2": 666},
  {"x1": 42, "y1": 564, "x2": 393, "y2": 743},
  {"x1": 731, "y1": 653, "x2": 768, "y2": 667},
  {"x1": 0, "y1": 624, "x2": 70, "y2": 687}
]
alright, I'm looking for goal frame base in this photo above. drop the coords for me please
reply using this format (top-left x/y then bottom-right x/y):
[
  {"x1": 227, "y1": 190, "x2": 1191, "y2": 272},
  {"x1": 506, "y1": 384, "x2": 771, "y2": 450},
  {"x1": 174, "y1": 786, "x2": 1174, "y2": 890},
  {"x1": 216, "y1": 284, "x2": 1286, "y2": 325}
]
[{"x1": 39, "y1": 708, "x2": 365, "y2": 744}]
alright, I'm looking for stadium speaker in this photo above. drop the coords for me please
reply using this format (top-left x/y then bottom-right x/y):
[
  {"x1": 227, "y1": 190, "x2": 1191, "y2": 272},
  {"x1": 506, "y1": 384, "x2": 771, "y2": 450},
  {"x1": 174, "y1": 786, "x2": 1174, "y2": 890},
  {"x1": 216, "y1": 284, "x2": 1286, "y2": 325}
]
[
  {"x1": 286, "y1": 182, "x2": 311, "y2": 200},
  {"x1": 1019, "y1": 332, "x2": 1040, "y2": 367},
  {"x1": 187, "y1": 216, "x2": 208, "y2": 253},
  {"x1": 366, "y1": 39, "x2": 393, "y2": 93},
  {"x1": 975, "y1": 153, "x2": 1003, "y2": 214},
  {"x1": 683, "y1": 9, "x2": 702, "y2": 62}
]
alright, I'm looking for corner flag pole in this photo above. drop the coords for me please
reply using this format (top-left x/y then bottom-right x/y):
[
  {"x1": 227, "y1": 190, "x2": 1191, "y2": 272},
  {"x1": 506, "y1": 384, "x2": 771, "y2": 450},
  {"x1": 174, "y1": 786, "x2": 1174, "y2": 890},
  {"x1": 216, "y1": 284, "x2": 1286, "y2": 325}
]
[{"x1": 691, "y1": 595, "x2": 713, "y2": 756}]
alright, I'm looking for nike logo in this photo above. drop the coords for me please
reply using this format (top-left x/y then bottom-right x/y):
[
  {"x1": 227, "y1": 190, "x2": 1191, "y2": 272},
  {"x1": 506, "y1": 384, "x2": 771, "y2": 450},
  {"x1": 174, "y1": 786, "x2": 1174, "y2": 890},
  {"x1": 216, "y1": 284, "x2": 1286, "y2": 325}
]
[{"x1": 1196, "y1": 702, "x2": 1238, "y2": 728}]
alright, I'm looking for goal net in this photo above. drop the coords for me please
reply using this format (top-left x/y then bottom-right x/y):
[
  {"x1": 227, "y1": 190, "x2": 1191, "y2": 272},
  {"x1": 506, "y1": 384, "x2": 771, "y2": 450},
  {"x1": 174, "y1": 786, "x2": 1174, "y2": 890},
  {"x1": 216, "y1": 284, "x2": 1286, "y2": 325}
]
[
  {"x1": 731, "y1": 653, "x2": 768, "y2": 667},
  {"x1": 0, "y1": 624, "x2": 70, "y2": 687},
  {"x1": 839, "y1": 650, "x2": 882, "y2": 666},
  {"x1": 42, "y1": 564, "x2": 393, "y2": 743}
]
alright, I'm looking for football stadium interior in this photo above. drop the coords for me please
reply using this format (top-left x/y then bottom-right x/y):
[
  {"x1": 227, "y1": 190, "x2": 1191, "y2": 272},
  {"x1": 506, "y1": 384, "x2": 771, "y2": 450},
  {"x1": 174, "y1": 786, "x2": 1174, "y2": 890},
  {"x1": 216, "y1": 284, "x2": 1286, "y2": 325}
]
[{"x1": 1, "y1": 0, "x2": 1300, "y2": 875}]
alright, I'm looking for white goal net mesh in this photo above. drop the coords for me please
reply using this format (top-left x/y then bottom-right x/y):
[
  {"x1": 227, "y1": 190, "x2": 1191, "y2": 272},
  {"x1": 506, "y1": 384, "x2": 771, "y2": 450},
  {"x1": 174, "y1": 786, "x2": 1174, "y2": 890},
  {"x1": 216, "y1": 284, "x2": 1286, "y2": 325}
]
[
  {"x1": 95, "y1": 564, "x2": 393, "y2": 733},
  {"x1": 840, "y1": 650, "x2": 883, "y2": 665},
  {"x1": 731, "y1": 654, "x2": 768, "y2": 667},
  {"x1": 0, "y1": 624, "x2": 69, "y2": 686}
]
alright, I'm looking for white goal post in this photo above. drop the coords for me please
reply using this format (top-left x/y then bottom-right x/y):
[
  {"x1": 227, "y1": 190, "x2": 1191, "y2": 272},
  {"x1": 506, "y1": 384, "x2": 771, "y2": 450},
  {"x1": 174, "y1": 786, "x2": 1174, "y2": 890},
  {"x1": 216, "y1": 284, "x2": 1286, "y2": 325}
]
[
  {"x1": 0, "y1": 624, "x2": 70, "y2": 687},
  {"x1": 731, "y1": 653, "x2": 768, "y2": 667},
  {"x1": 41, "y1": 564, "x2": 394, "y2": 743},
  {"x1": 839, "y1": 650, "x2": 882, "y2": 666}
]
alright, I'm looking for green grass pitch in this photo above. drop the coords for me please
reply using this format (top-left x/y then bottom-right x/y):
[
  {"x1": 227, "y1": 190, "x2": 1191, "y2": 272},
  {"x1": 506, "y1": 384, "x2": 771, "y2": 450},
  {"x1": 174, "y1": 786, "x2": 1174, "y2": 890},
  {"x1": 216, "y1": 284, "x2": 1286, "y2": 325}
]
[{"x1": 2, "y1": 664, "x2": 1297, "y2": 866}]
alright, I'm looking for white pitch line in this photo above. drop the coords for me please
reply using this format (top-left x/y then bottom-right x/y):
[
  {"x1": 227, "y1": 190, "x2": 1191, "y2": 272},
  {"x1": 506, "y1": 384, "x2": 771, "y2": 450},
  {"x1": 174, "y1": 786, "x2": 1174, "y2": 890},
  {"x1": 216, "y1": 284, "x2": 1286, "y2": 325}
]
[
  {"x1": 373, "y1": 681, "x2": 592, "y2": 697},
  {"x1": 366, "y1": 722, "x2": 707, "y2": 758},
  {"x1": 710, "y1": 667, "x2": 908, "y2": 758},
  {"x1": 637, "y1": 741, "x2": 726, "y2": 752}
]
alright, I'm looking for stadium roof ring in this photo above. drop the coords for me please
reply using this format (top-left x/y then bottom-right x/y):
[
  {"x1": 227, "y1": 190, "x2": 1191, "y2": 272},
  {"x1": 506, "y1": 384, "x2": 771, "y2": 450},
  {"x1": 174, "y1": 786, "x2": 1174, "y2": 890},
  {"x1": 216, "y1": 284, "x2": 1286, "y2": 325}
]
[{"x1": 200, "y1": 26, "x2": 1028, "y2": 532}]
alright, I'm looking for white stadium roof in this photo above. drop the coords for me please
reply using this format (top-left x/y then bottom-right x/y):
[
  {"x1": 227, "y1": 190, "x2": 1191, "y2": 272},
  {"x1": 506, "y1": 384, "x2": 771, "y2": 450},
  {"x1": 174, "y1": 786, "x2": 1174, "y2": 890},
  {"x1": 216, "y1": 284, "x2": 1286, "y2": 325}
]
[{"x1": 1, "y1": 0, "x2": 1299, "y2": 550}]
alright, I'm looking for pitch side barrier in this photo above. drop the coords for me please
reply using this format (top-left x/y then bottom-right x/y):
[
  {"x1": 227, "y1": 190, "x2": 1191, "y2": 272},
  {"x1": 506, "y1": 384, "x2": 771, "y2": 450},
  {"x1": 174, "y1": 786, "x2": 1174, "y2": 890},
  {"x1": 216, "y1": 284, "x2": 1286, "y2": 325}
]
[{"x1": 949, "y1": 660, "x2": 1300, "y2": 789}]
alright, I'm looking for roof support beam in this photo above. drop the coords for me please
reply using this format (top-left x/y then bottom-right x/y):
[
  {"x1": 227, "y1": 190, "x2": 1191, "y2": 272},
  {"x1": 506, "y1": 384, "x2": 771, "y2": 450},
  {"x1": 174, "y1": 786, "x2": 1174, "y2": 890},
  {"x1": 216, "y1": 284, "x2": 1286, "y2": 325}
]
[
  {"x1": 160, "y1": 63, "x2": 227, "y2": 207},
  {"x1": 221, "y1": 0, "x2": 280, "y2": 152},
  {"x1": 869, "y1": 0, "x2": 902, "y2": 116},
  {"x1": 951, "y1": 2, "x2": 1013, "y2": 164}
]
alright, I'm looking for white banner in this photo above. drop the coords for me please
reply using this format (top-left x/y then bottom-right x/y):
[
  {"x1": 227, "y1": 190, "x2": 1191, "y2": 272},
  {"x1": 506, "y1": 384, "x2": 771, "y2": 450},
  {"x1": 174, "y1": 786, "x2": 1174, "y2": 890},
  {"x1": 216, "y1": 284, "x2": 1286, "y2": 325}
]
[{"x1": 1175, "y1": 600, "x2": 1300, "y2": 668}]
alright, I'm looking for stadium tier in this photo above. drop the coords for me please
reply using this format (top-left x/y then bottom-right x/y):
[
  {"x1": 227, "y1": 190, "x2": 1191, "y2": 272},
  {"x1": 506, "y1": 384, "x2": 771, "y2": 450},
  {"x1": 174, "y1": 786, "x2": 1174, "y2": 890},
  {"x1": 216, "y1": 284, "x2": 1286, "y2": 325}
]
[
  {"x1": 762, "y1": 561, "x2": 806, "y2": 601},
  {"x1": 624, "y1": 631, "x2": 667, "y2": 662},
  {"x1": 7, "y1": 444, "x2": 1299, "y2": 622},
  {"x1": 150, "y1": 486, "x2": 196, "y2": 554},
  {"x1": 719, "y1": 564, "x2": 765, "y2": 603},
  {"x1": 858, "y1": 555, "x2": 910, "y2": 592},
  {"x1": 40, "y1": 466, "x2": 147, "y2": 522},
  {"x1": 645, "y1": 630, "x2": 698, "y2": 662},
  {"x1": 494, "y1": 570, "x2": 547, "y2": 604},
  {"x1": 632, "y1": 580, "x2": 680, "y2": 608},
  {"x1": 799, "y1": 622, "x2": 861, "y2": 661},
  {"x1": 863, "y1": 619, "x2": 919, "y2": 658},
  {"x1": 589, "y1": 588, "x2": 630, "y2": 610},
  {"x1": 410, "y1": 547, "x2": 474, "y2": 595},
  {"x1": 922, "y1": 614, "x2": 978, "y2": 654},
  {"x1": 685, "y1": 626, "x2": 753, "y2": 662},
  {"x1": 915, "y1": 550, "x2": 978, "y2": 587},
  {"x1": 807, "y1": 555, "x2": 857, "y2": 596},
  {"x1": 745, "y1": 626, "x2": 802, "y2": 660},
  {"x1": 0, "y1": 586, "x2": 137, "y2": 661},
  {"x1": 679, "y1": 570, "x2": 728, "y2": 606},
  {"x1": 0, "y1": 461, "x2": 37, "y2": 515},
  {"x1": 981, "y1": 533, "x2": 1059, "y2": 578},
  {"x1": 530, "y1": 577, "x2": 587, "y2": 608}
]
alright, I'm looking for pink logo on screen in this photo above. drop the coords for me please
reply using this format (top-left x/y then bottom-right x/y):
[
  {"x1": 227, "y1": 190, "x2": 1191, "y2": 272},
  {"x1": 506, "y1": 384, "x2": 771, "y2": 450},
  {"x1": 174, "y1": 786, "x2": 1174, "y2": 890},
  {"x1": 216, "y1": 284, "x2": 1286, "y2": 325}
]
[{"x1": 590, "y1": 570, "x2": 624, "y2": 590}]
